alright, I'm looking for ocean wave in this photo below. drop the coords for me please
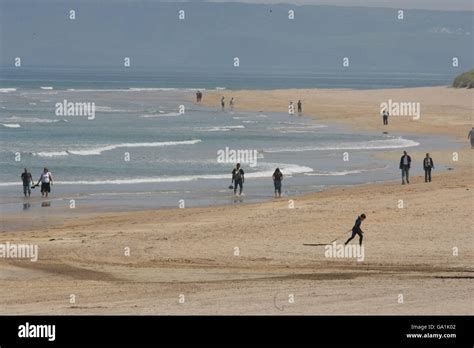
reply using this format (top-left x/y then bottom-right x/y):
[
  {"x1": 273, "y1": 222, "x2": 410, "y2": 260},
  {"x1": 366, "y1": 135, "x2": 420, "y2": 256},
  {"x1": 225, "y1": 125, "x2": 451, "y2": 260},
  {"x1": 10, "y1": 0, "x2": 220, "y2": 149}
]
[
  {"x1": 40, "y1": 86, "x2": 53, "y2": 90},
  {"x1": 65, "y1": 87, "x2": 206, "y2": 93},
  {"x1": 304, "y1": 166, "x2": 388, "y2": 176},
  {"x1": 4, "y1": 116, "x2": 66, "y2": 124},
  {"x1": 129, "y1": 88, "x2": 178, "y2": 92},
  {"x1": 1, "y1": 123, "x2": 21, "y2": 128},
  {"x1": 0, "y1": 88, "x2": 16, "y2": 93},
  {"x1": 277, "y1": 121, "x2": 315, "y2": 126},
  {"x1": 141, "y1": 112, "x2": 182, "y2": 118},
  {"x1": 195, "y1": 125, "x2": 245, "y2": 132},
  {"x1": 0, "y1": 163, "x2": 312, "y2": 186},
  {"x1": 264, "y1": 137, "x2": 419, "y2": 153},
  {"x1": 34, "y1": 151, "x2": 69, "y2": 157},
  {"x1": 33, "y1": 139, "x2": 202, "y2": 157},
  {"x1": 273, "y1": 124, "x2": 328, "y2": 133},
  {"x1": 95, "y1": 106, "x2": 129, "y2": 113}
]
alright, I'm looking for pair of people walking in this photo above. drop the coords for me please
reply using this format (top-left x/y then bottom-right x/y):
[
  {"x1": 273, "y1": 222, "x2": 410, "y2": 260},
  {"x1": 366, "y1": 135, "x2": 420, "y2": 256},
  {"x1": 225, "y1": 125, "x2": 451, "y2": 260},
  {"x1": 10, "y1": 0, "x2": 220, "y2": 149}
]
[
  {"x1": 196, "y1": 90, "x2": 203, "y2": 103},
  {"x1": 221, "y1": 96, "x2": 234, "y2": 111},
  {"x1": 230, "y1": 164, "x2": 283, "y2": 197},
  {"x1": 288, "y1": 100, "x2": 303, "y2": 115},
  {"x1": 21, "y1": 167, "x2": 54, "y2": 197},
  {"x1": 399, "y1": 151, "x2": 434, "y2": 184}
]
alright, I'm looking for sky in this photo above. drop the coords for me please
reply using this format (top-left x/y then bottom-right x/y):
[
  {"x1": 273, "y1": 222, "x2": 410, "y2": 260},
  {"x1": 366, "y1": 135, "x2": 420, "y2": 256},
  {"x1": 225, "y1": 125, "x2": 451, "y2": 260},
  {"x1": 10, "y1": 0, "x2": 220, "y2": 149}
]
[
  {"x1": 182, "y1": 0, "x2": 473, "y2": 12},
  {"x1": 1, "y1": 0, "x2": 473, "y2": 11},
  {"x1": 0, "y1": 1, "x2": 472, "y2": 72}
]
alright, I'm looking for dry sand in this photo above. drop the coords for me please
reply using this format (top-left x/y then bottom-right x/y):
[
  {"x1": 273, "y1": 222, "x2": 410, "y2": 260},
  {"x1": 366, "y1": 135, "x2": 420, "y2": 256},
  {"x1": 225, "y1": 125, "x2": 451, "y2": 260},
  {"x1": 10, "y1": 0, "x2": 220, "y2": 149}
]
[{"x1": 1, "y1": 87, "x2": 472, "y2": 314}]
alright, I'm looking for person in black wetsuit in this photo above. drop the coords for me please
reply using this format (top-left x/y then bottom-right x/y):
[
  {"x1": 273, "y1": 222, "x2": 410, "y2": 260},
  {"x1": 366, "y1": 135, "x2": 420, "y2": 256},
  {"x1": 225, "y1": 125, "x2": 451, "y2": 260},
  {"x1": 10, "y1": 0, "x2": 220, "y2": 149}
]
[{"x1": 345, "y1": 214, "x2": 366, "y2": 246}]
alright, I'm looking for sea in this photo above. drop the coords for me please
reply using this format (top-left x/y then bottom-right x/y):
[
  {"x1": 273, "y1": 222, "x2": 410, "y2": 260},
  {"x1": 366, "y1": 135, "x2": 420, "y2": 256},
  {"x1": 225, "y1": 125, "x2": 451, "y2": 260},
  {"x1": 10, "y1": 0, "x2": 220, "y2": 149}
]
[{"x1": 0, "y1": 68, "x2": 460, "y2": 225}]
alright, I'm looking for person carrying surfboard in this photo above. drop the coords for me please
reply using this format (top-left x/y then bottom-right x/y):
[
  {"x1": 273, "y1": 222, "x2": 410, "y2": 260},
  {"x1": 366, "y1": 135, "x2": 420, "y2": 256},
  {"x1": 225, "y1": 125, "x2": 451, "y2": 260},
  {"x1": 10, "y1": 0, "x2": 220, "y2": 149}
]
[
  {"x1": 232, "y1": 163, "x2": 245, "y2": 196},
  {"x1": 344, "y1": 213, "x2": 366, "y2": 246}
]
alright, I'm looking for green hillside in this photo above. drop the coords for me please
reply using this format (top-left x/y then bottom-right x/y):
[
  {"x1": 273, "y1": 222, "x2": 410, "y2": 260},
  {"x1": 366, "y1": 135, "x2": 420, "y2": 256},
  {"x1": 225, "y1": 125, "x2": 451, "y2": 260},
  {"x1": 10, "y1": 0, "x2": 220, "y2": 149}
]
[{"x1": 452, "y1": 69, "x2": 474, "y2": 88}]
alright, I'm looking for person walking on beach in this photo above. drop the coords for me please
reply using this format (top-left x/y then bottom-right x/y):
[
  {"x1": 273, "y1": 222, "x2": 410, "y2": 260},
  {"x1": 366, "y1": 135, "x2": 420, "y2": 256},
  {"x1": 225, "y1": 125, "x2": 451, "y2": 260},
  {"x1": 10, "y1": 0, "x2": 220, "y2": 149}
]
[
  {"x1": 423, "y1": 153, "x2": 434, "y2": 183},
  {"x1": 297, "y1": 100, "x2": 302, "y2": 115},
  {"x1": 196, "y1": 91, "x2": 202, "y2": 103},
  {"x1": 399, "y1": 151, "x2": 411, "y2": 185},
  {"x1": 382, "y1": 108, "x2": 389, "y2": 125},
  {"x1": 468, "y1": 127, "x2": 474, "y2": 148},
  {"x1": 232, "y1": 163, "x2": 245, "y2": 196},
  {"x1": 272, "y1": 168, "x2": 283, "y2": 198},
  {"x1": 229, "y1": 97, "x2": 234, "y2": 111},
  {"x1": 345, "y1": 214, "x2": 366, "y2": 246},
  {"x1": 221, "y1": 96, "x2": 225, "y2": 111},
  {"x1": 21, "y1": 168, "x2": 33, "y2": 197},
  {"x1": 36, "y1": 167, "x2": 53, "y2": 198},
  {"x1": 289, "y1": 101, "x2": 295, "y2": 115}
]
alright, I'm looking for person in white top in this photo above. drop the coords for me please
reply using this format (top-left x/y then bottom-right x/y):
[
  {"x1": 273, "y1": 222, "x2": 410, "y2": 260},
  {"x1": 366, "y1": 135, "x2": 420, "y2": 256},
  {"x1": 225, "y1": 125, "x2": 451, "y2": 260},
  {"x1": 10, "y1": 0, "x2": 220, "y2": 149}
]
[{"x1": 36, "y1": 167, "x2": 53, "y2": 197}]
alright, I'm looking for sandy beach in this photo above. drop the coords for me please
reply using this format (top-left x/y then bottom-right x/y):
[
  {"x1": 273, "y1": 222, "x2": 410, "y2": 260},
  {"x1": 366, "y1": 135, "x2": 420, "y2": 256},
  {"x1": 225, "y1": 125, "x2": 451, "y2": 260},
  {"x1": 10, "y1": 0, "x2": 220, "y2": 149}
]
[{"x1": 1, "y1": 86, "x2": 472, "y2": 315}]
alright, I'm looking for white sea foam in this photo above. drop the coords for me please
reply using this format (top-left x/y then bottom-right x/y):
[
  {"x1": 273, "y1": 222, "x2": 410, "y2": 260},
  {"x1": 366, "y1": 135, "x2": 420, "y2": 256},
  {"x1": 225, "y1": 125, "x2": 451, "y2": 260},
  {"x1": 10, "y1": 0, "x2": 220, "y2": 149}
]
[
  {"x1": 33, "y1": 140, "x2": 202, "y2": 157},
  {"x1": 264, "y1": 137, "x2": 419, "y2": 153},
  {"x1": 273, "y1": 124, "x2": 328, "y2": 133},
  {"x1": 195, "y1": 125, "x2": 245, "y2": 132},
  {"x1": 141, "y1": 112, "x2": 182, "y2": 118},
  {"x1": 5, "y1": 116, "x2": 65, "y2": 124},
  {"x1": 0, "y1": 163, "x2": 312, "y2": 186},
  {"x1": 95, "y1": 106, "x2": 129, "y2": 112},
  {"x1": 64, "y1": 87, "x2": 205, "y2": 93},
  {"x1": 40, "y1": 86, "x2": 54, "y2": 90},
  {"x1": 129, "y1": 88, "x2": 178, "y2": 92},
  {"x1": 1, "y1": 123, "x2": 21, "y2": 128},
  {"x1": 304, "y1": 167, "x2": 387, "y2": 176},
  {"x1": 0, "y1": 88, "x2": 16, "y2": 93},
  {"x1": 34, "y1": 151, "x2": 69, "y2": 157}
]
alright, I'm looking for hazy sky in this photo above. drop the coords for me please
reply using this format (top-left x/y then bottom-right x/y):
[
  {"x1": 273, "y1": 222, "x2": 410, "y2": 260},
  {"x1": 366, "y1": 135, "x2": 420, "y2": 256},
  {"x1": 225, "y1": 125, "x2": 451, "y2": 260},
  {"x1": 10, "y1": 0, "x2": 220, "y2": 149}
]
[
  {"x1": 2, "y1": 1, "x2": 471, "y2": 71},
  {"x1": 193, "y1": 0, "x2": 473, "y2": 11},
  {"x1": 1, "y1": 0, "x2": 473, "y2": 11}
]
